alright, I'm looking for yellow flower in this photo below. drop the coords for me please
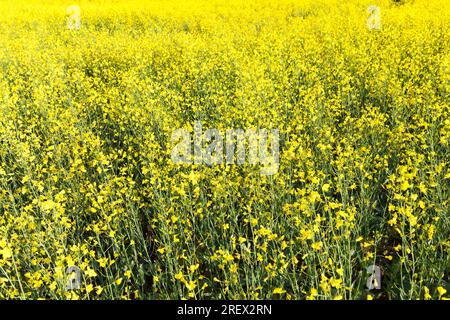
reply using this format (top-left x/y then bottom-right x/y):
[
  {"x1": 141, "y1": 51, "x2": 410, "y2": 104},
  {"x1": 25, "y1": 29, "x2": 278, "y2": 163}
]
[
  {"x1": 185, "y1": 280, "x2": 197, "y2": 291},
  {"x1": 86, "y1": 268, "x2": 97, "y2": 278},
  {"x1": 300, "y1": 229, "x2": 314, "y2": 241},
  {"x1": 273, "y1": 288, "x2": 285, "y2": 295},
  {"x1": 96, "y1": 286, "x2": 103, "y2": 295},
  {"x1": 86, "y1": 284, "x2": 94, "y2": 294},
  {"x1": 423, "y1": 286, "x2": 431, "y2": 300},
  {"x1": 0, "y1": 247, "x2": 12, "y2": 260},
  {"x1": 330, "y1": 277, "x2": 342, "y2": 289},
  {"x1": 175, "y1": 272, "x2": 184, "y2": 281},
  {"x1": 189, "y1": 264, "x2": 199, "y2": 273},
  {"x1": 437, "y1": 287, "x2": 447, "y2": 299},
  {"x1": 49, "y1": 281, "x2": 57, "y2": 291},
  {"x1": 306, "y1": 288, "x2": 318, "y2": 300},
  {"x1": 97, "y1": 258, "x2": 107, "y2": 268},
  {"x1": 311, "y1": 241, "x2": 323, "y2": 251},
  {"x1": 400, "y1": 180, "x2": 410, "y2": 191}
]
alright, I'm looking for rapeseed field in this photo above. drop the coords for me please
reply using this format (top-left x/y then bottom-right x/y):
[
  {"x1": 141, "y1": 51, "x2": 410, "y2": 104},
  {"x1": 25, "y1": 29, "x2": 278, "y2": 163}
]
[{"x1": 0, "y1": 0, "x2": 449, "y2": 299}]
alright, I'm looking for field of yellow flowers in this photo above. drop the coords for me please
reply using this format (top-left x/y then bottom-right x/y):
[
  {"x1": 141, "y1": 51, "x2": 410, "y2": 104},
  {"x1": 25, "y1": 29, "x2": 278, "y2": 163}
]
[{"x1": 0, "y1": 0, "x2": 449, "y2": 300}]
